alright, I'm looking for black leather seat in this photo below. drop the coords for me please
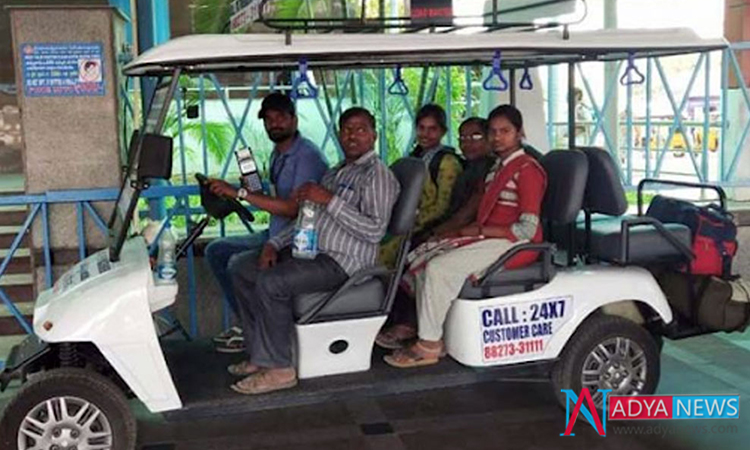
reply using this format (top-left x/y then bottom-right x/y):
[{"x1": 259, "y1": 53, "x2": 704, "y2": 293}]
[
  {"x1": 459, "y1": 149, "x2": 589, "y2": 299},
  {"x1": 576, "y1": 147, "x2": 692, "y2": 264},
  {"x1": 293, "y1": 158, "x2": 426, "y2": 323}
]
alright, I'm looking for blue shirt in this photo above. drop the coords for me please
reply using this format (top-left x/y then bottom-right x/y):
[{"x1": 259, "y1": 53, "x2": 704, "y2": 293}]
[{"x1": 268, "y1": 135, "x2": 328, "y2": 237}]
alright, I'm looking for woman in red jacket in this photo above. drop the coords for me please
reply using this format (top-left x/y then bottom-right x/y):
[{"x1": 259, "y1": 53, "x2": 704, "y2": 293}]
[{"x1": 385, "y1": 104, "x2": 547, "y2": 368}]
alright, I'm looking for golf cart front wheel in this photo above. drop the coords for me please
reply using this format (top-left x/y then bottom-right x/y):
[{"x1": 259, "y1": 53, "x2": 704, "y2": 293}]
[
  {"x1": 551, "y1": 315, "x2": 661, "y2": 410},
  {"x1": 0, "y1": 367, "x2": 136, "y2": 450}
]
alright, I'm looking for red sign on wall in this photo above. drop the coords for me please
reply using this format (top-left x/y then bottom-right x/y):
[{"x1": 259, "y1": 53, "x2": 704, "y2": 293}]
[{"x1": 411, "y1": 0, "x2": 453, "y2": 25}]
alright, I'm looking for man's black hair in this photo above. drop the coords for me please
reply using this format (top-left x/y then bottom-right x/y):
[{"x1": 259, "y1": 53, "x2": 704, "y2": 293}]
[
  {"x1": 416, "y1": 104, "x2": 448, "y2": 132},
  {"x1": 339, "y1": 107, "x2": 376, "y2": 130}
]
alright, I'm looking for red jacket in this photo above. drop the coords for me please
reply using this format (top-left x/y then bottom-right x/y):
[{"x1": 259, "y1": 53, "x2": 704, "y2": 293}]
[{"x1": 477, "y1": 152, "x2": 547, "y2": 269}]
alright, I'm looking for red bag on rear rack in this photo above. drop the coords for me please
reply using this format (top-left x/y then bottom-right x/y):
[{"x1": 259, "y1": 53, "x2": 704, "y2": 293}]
[{"x1": 646, "y1": 195, "x2": 737, "y2": 278}]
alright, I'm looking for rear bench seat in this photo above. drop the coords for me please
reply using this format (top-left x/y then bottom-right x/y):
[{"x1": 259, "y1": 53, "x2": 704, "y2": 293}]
[{"x1": 576, "y1": 147, "x2": 692, "y2": 265}]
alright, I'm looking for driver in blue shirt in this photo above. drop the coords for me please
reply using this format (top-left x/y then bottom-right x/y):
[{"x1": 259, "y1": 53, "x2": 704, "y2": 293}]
[{"x1": 207, "y1": 93, "x2": 328, "y2": 353}]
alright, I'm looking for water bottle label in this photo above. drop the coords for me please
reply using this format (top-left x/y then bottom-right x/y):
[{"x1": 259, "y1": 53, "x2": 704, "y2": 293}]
[{"x1": 293, "y1": 228, "x2": 318, "y2": 258}]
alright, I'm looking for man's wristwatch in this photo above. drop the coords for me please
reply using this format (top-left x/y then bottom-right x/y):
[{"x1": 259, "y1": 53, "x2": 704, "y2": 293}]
[{"x1": 236, "y1": 188, "x2": 248, "y2": 201}]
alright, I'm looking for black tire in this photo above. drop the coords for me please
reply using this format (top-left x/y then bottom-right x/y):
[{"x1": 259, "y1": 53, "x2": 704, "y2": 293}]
[
  {"x1": 551, "y1": 315, "x2": 661, "y2": 410},
  {"x1": 0, "y1": 368, "x2": 136, "y2": 450}
]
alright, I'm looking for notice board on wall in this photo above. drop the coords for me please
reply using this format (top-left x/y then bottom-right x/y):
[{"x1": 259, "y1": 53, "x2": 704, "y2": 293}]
[{"x1": 20, "y1": 42, "x2": 105, "y2": 97}]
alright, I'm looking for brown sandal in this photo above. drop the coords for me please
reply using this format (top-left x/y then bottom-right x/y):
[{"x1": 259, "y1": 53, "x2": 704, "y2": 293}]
[
  {"x1": 231, "y1": 369, "x2": 298, "y2": 395},
  {"x1": 383, "y1": 340, "x2": 444, "y2": 368},
  {"x1": 375, "y1": 325, "x2": 417, "y2": 350},
  {"x1": 227, "y1": 361, "x2": 260, "y2": 377}
]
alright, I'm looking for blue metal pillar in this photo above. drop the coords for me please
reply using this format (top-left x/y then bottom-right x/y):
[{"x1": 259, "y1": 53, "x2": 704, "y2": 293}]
[
  {"x1": 137, "y1": 0, "x2": 171, "y2": 112},
  {"x1": 137, "y1": 0, "x2": 171, "y2": 219}
]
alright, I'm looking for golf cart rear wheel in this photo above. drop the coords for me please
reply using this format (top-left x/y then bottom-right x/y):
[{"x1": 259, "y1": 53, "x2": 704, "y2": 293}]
[
  {"x1": 0, "y1": 368, "x2": 136, "y2": 450},
  {"x1": 551, "y1": 315, "x2": 660, "y2": 410}
]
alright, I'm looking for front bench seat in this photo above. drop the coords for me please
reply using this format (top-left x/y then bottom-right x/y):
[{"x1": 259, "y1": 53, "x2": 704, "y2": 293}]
[
  {"x1": 576, "y1": 146, "x2": 692, "y2": 264},
  {"x1": 293, "y1": 157, "x2": 426, "y2": 323},
  {"x1": 458, "y1": 149, "x2": 589, "y2": 299}
]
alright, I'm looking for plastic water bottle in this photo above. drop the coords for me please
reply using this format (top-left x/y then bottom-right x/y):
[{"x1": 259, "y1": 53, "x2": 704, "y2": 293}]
[
  {"x1": 157, "y1": 225, "x2": 177, "y2": 281},
  {"x1": 293, "y1": 200, "x2": 319, "y2": 259}
]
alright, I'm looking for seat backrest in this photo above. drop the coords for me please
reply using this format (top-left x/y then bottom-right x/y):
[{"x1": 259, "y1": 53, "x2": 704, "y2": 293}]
[
  {"x1": 522, "y1": 143, "x2": 544, "y2": 163},
  {"x1": 540, "y1": 149, "x2": 589, "y2": 225},
  {"x1": 577, "y1": 146, "x2": 628, "y2": 216},
  {"x1": 388, "y1": 157, "x2": 426, "y2": 235}
]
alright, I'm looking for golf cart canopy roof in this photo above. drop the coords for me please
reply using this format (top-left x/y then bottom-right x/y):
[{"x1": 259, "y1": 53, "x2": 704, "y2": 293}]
[{"x1": 123, "y1": 28, "x2": 728, "y2": 76}]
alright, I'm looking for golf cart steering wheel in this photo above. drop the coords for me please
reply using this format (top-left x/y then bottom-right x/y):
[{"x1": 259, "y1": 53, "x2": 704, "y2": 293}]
[{"x1": 195, "y1": 173, "x2": 255, "y2": 224}]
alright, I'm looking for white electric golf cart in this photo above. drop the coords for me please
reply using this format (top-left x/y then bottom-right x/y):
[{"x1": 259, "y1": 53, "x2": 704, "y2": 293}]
[{"x1": 0, "y1": 27, "x2": 737, "y2": 450}]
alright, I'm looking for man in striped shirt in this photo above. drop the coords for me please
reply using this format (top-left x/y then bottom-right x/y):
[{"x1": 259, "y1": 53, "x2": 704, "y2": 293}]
[{"x1": 228, "y1": 107, "x2": 400, "y2": 394}]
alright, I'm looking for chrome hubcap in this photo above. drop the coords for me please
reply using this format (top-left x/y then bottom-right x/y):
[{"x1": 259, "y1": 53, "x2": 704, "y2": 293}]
[
  {"x1": 581, "y1": 337, "x2": 648, "y2": 407},
  {"x1": 18, "y1": 396, "x2": 113, "y2": 450}
]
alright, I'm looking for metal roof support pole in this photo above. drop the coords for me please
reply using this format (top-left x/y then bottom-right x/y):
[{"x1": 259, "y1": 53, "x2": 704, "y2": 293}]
[
  {"x1": 567, "y1": 62, "x2": 575, "y2": 150},
  {"x1": 645, "y1": 58, "x2": 653, "y2": 179},
  {"x1": 379, "y1": 69, "x2": 388, "y2": 160},
  {"x1": 720, "y1": 49, "x2": 729, "y2": 182},
  {"x1": 547, "y1": 66, "x2": 557, "y2": 149},
  {"x1": 725, "y1": 48, "x2": 750, "y2": 181},
  {"x1": 175, "y1": 86, "x2": 188, "y2": 186},
  {"x1": 446, "y1": 67, "x2": 453, "y2": 143},
  {"x1": 465, "y1": 66, "x2": 473, "y2": 117},
  {"x1": 702, "y1": 53, "x2": 711, "y2": 182},
  {"x1": 199, "y1": 75, "x2": 209, "y2": 176},
  {"x1": 625, "y1": 62, "x2": 633, "y2": 186},
  {"x1": 509, "y1": 68, "x2": 517, "y2": 107}
]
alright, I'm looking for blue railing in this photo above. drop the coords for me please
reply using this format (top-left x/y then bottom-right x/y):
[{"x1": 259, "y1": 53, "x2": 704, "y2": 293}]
[{"x1": 0, "y1": 184, "x2": 202, "y2": 337}]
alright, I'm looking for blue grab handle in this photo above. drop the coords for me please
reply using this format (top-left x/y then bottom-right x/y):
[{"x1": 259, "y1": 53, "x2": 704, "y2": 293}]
[
  {"x1": 292, "y1": 58, "x2": 319, "y2": 99},
  {"x1": 482, "y1": 50, "x2": 509, "y2": 92},
  {"x1": 620, "y1": 53, "x2": 645, "y2": 86},
  {"x1": 519, "y1": 67, "x2": 533, "y2": 90},
  {"x1": 388, "y1": 66, "x2": 409, "y2": 96}
]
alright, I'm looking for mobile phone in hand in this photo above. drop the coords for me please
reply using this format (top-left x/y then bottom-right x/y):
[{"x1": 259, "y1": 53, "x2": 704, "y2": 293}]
[{"x1": 235, "y1": 147, "x2": 263, "y2": 192}]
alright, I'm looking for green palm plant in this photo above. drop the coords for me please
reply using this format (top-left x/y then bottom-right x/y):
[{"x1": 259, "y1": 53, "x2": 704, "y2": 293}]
[{"x1": 161, "y1": 76, "x2": 237, "y2": 177}]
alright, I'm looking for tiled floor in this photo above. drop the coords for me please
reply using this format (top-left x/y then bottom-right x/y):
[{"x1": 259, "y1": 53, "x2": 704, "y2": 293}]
[{"x1": 2, "y1": 334, "x2": 750, "y2": 450}]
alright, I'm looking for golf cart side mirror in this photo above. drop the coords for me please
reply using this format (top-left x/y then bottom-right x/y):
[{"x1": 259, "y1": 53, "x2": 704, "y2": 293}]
[
  {"x1": 186, "y1": 104, "x2": 200, "y2": 119},
  {"x1": 137, "y1": 133, "x2": 173, "y2": 180}
]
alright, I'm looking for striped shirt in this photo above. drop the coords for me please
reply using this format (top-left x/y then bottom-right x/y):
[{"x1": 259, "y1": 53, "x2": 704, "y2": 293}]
[{"x1": 269, "y1": 151, "x2": 400, "y2": 275}]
